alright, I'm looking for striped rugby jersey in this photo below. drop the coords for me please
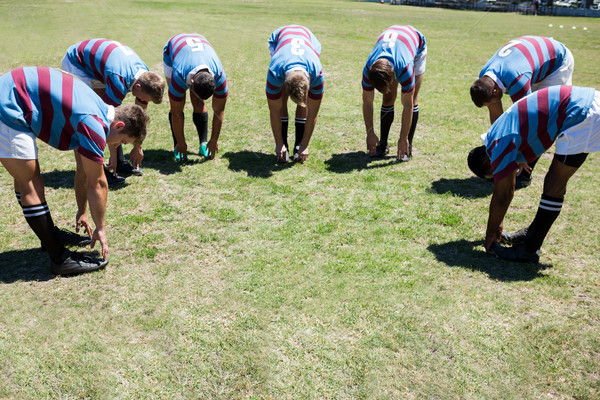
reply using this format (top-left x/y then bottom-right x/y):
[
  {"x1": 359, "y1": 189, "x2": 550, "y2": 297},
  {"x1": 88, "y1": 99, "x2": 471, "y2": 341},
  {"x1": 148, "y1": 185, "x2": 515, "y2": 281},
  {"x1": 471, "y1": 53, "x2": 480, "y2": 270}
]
[
  {"x1": 266, "y1": 25, "x2": 324, "y2": 101},
  {"x1": 483, "y1": 85, "x2": 595, "y2": 182},
  {"x1": 65, "y1": 38, "x2": 149, "y2": 106},
  {"x1": 163, "y1": 33, "x2": 228, "y2": 102},
  {"x1": 479, "y1": 36, "x2": 568, "y2": 102},
  {"x1": 362, "y1": 25, "x2": 426, "y2": 93},
  {"x1": 0, "y1": 67, "x2": 112, "y2": 164}
]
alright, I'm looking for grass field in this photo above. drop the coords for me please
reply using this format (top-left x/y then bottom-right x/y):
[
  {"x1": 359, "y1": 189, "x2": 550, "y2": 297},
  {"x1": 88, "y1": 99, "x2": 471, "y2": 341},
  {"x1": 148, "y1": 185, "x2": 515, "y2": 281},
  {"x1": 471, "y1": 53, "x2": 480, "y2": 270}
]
[{"x1": 1, "y1": 0, "x2": 600, "y2": 398}]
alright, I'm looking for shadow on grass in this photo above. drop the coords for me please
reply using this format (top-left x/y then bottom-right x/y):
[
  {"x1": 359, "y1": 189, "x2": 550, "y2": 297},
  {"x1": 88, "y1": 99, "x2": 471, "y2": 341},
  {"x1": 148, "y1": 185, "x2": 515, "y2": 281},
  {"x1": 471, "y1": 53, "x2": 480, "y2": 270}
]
[
  {"x1": 324, "y1": 151, "x2": 399, "y2": 173},
  {"x1": 429, "y1": 177, "x2": 494, "y2": 199},
  {"x1": 0, "y1": 248, "x2": 54, "y2": 283},
  {"x1": 42, "y1": 169, "x2": 130, "y2": 191},
  {"x1": 222, "y1": 150, "x2": 293, "y2": 178},
  {"x1": 137, "y1": 149, "x2": 195, "y2": 175},
  {"x1": 427, "y1": 239, "x2": 552, "y2": 281}
]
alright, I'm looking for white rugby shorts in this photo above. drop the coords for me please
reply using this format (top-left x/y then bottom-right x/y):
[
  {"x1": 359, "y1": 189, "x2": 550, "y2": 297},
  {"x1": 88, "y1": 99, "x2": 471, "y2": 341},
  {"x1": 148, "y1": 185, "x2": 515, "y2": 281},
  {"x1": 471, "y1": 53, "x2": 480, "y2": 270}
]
[
  {"x1": 555, "y1": 91, "x2": 600, "y2": 155},
  {"x1": 414, "y1": 45, "x2": 427, "y2": 76},
  {"x1": 0, "y1": 119, "x2": 38, "y2": 159},
  {"x1": 61, "y1": 55, "x2": 106, "y2": 90}
]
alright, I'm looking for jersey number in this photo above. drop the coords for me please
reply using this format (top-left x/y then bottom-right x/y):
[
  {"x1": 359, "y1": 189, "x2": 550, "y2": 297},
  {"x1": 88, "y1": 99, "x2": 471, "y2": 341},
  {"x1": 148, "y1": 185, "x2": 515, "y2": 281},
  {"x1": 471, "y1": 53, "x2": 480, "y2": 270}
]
[
  {"x1": 382, "y1": 31, "x2": 398, "y2": 48},
  {"x1": 186, "y1": 38, "x2": 205, "y2": 52},
  {"x1": 498, "y1": 40, "x2": 522, "y2": 57},
  {"x1": 112, "y1": 41, "x2": 133, "y2": 56},
  {"x1": 291, "y1": 38, "x2": 305, "y2": 55}
]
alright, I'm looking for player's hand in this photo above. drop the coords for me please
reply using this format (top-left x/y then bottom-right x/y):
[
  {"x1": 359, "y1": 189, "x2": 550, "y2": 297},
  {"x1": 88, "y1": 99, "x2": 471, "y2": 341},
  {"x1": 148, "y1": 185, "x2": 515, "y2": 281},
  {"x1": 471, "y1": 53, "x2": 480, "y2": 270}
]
[
  {"x1": 75, "y1": 212, "x2": 93, "y2": 238},
  {"x1": 275, "y1": 143, "x2": 288, "y2": 163},
  {"x1": 516, "y1": 162, "x2": 531, "y2": 176},
  {"x1": 296, "y1": 144, "x2": 308, "y2": 163},
  {"x1": 175, "y1": 142, "x2": 188, "y2": 161},
  {"x1": 130, "y1": 144, "x2": 144, "y2": 169},
  {"x1": 397, "y1": 138, "x2": 410, "y2": 161},
  {"x1": 207, "y1": 139, "x2": 218, "y2": 160},
  {"x1": 366, "y1": 132, "x2": 379, "y2": 156},
  {"x1": 91, "y1": 227, "x2": 108, "y2": 260}
]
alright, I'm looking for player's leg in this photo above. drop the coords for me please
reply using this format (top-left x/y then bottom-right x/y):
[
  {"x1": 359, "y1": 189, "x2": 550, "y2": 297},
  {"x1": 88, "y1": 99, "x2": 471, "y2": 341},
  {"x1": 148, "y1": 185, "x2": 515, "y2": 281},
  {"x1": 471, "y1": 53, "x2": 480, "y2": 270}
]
[
  {"x1": 190, "y1": 88, "x2": 209, "y2": 157},
  {"x1": 280, "y1": 86, "x2": 290, "y2": 155},
  {"x1": 294, "y1": 101, "x2": 308, "y2": 161},
  {"x1": 378, "y1": 80, "x2": 398, "y2": 157},
  {"x1": 408, "y1": 73, "x2": 424, "y2": 154}
]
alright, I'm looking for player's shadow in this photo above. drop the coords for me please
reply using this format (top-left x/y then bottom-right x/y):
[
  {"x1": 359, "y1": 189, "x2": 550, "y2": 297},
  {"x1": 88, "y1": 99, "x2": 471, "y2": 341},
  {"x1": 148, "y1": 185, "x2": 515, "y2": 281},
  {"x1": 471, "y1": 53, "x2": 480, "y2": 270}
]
[
  {"x1": 223, "y1": 150, "x2": 293, "y2": 178},
  {"x1": 42, "y1": 169, "x2": 129, "y2": 191},
  {"x1": 137, "y1": 149, "x2": 191, "y2": 175},
  {"x1": 325, "y1": 151, "x2": 399, "y2": 173},
  {"x1": 427, "y1": 239, "x2": 551, "y2": 281},
  {"x1": 0, "y1": 249, "x2": 55, "y2": 283},
  {"x1": 429, "y1": 177, "x2": 494, "y2": 199}
]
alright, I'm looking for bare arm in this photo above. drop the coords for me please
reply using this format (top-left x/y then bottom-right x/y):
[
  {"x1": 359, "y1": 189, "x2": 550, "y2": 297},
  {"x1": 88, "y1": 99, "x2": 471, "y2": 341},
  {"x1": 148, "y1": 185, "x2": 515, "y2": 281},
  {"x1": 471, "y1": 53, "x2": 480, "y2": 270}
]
[
  {"x1": 74, "y1": 151, "x2": 92, "y2": 238},
  {"x1": 130, "y1": 98, "x2": 148, "y2": 167},
  {"x1": 485, "y1": 170, "x2": 517, "y2": 253},
  {"x1": 267, "y1": 97, "x2": 287, "y2": 162},
  {"x1": 296, "y1": 97, "x2": 321, "y2": 163},
  {"x1": 207, "y1": 95, "x2": 227, "y2": 159},
  {"x1": 487, "y1": 97, "x2": 504, "y2": 125},
  {"x1": 362, "y1": 89, "x2": 378, "y2": 155},
  {"x1": 79, "y1": 154, "x2": 109, "y2": 259},
  {"x1": 397, "y1": 90, "x2": 414, "y2": 159}
]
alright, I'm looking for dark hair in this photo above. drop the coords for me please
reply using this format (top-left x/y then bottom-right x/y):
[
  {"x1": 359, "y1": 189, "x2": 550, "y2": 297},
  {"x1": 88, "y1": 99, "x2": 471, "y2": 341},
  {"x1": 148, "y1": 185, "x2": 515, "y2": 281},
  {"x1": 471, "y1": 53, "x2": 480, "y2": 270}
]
[
  {"x1": 470, "y1": 77, "x2": 496, "y2": 108},
  {"x1": 137, "y1": 72, "x2": 165, "y2": 104},
  {"x1": 468, "y1": 145, "x2": 492, "y2": 179},
  {"x1": 367, "y1": 59, "x2": 395, "y2": 94},
  {"x1": 192, "y1": 71, "x2": 215, "y2": 100},
  {"x1": 114, "y1": 104, "x2": 149, "y2": 145}
]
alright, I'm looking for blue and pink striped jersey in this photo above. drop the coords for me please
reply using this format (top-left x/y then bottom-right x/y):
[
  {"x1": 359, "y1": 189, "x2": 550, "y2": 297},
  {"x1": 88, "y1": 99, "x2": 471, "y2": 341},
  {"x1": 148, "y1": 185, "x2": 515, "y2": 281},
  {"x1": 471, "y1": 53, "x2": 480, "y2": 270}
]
[
  {"x1": 362, "y1": 25, "x2": 426, "y2": 93},
  {"x1": 65, "y1": 38, "x2": 149, "y2": 106},
  {"x1": 266, "y1": 25, "x2": 324, "y2": 101},
  {"x1": 483, "y1": 85, "x2": 595, "y2": 181},
  {"x1": 479, "y1": 36, "x2": 568, "y2": 102},
  {"x1": 163, "y1": 33, "x2": 228, "y2": 102},
  {"x1": 0, "y1": 67, "x2": 112, "y2": 164}
]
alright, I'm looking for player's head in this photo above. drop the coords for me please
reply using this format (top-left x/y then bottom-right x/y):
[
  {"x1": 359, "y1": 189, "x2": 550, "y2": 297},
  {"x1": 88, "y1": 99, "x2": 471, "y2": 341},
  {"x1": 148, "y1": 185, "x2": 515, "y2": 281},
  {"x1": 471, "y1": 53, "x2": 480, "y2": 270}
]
[
  {"x1": 467, "y1": 145, "x2": 493, "y2": 179},
  {"x1": 367, "y1": 59, "x2": 395, "y2": 94},
  {"x1": 285, "y1": 70, "x2": 309, "y2": 107},
  {"x1": 470, "y1": 76, "x2": 498, "y2": 108},
  {"x1": 114, "y1": 104, "x2": 149, "y2": 145},
  {"x1": 136, "y1": 72, "x2": 165, "y2": 104},
  {"x1": 191, "y1": 70, "x2": 215, "y2": 100}
]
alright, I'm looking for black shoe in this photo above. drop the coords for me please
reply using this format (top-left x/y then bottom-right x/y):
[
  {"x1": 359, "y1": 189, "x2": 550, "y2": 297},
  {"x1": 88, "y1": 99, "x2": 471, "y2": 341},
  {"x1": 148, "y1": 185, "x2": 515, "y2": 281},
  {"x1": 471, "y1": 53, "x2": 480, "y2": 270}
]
[
  {"x1": 116, "y1": 161, "x2": 143, "y2": 177},
  {"x1": 41, "y1": 227, "x2": 91, "y2": 252},
  {"x1": 515, "y1": 174, "x2": 532, "y2": 189},
  {"x1": 51, "y1": 251, "x2": 108, "y2": 276},
  {"x1": 490, "y1": 242, "x2": 540, "y2": 263},
  {"x1": 501, "y1": 228, "x2": 528, "y2": 245},
  {"x1": 371, "y1": 142, "x2": 389, "y2": 158},
  {"x1": 104, "y1": 166, "x2": 126, "y2": 186}
]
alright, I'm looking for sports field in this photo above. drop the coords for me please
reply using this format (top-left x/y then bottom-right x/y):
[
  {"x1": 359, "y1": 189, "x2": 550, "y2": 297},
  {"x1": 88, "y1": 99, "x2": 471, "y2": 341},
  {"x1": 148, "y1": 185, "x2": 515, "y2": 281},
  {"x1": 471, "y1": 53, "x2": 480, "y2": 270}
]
[{"x1": 1, "y1": 0, "x2": 599, "y2": 398}]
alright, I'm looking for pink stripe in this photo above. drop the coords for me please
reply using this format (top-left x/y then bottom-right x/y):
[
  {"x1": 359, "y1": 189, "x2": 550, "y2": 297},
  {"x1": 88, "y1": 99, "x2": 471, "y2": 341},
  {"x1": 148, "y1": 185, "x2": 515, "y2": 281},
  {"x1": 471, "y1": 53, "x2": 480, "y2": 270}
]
[
  {"x1": 491, "y1": 140, "x2": 516, "y2": 171},
  {"x1": 58, "y1": 73, "x2": 75, "y2": 150},
  {"x1": 171, "y1": 79, "x2": 186, "y2": 95},
  {"x1": 266, "y1": 91, "x2": 282, "y2": 100},
  {"x1": 278, "y1": 26, "x2": 311, "y2": 42},
  {"x1": 521, "y1": 37, "x2": 544, "y2": 83},
  {"x1": 36, "y1": 67, "x2": 54, "y2": 143},
  {"x1": 536, "y1": 91, "x2": 552, "y2": 150},
  {"x1": 275, "y1": 38, "x2": 318, "y2": 57},
  {"x1": 88, "y1": 40, "x2": 105, "y2": 82},
  {"x1": 172, "y1": 41, "x2": 188, "y2": 61},
  {"x1": 556, "y1": 86, "x2": 571, "y2": 131},
  {"x1": 542, "y1": 37, "x2": 556, "y2": 78},
  {"x1": 104, "y1": 75, "x2": 126, "y2": 106},
  {"x1": 494, "y1": 161, "x2": 518, "y2": 183},
  {"x1": 77, "y1": 147, "x2": 104, "y2": 164},
  {"x1": 513, "y1": 43, "x2": 536, "y2": 77},
  {"x1": 99, "y1": 42, "x2": 119, "y2": 78},
  {"x1": 266, "y1": 80, "x2": 279, "y2": 91},
  {"x1": 308, "y1": 91, "x2": 322, "y2": 100},
  {"x1": 10, "y1": 68, "x2": 33, "y2": 125},
  {"x1": 77, "y1": 119, "x2": 106, "y2": 151},
  {"x1": 76, "y1": 40, "x2": 91, "y2": 66},
  {"x1": 517, "y1": 98, "x2": 536, "y2": 161},
  {"x1": 510, "y1": 81, "x2": 531, "y2": 102}
]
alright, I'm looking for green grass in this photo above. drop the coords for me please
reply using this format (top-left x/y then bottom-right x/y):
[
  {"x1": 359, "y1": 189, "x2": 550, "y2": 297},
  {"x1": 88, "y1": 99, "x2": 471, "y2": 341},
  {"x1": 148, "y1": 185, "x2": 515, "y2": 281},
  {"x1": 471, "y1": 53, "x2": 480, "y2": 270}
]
[{"x1": 1, "y1": 0, "x2": 600, "y2": 398}]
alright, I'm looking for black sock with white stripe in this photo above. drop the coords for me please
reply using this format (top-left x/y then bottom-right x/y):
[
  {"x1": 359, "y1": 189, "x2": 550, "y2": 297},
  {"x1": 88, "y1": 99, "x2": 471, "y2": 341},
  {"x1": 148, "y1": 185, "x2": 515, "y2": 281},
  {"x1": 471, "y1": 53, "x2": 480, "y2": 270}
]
[
  {"x1": 281, "y1": 117, "x2": 289, "y2": 150},
  {"x1": 22, "y1": 202, "x2": 66, "y2": 263},
  {"x1": 15, "y1": 192, "x2": 21, "y2": 206},
  {"x1": 525, "y1": 194, "x2": 563, "y2": 253},
  {"x1": 380, "y1": 105, "x2": 394, "y2": 145},
  {"x1": 294, "y1": 117, "x2": 306, "y2": 150},
  {"x1": 193, "y1": 112, "x2": 209, "y2": 143},
  {"x1": 408, "y1": 104, "x2": 419, "y2": 151}
]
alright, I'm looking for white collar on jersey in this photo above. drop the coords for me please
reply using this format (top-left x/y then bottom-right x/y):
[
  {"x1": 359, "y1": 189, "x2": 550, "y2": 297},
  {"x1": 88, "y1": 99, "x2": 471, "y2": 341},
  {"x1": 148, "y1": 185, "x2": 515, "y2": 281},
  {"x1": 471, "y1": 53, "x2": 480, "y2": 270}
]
[
  {"x1": 484, "y1": 71, "x2": 506, "y2": 94},
  {"x1": 130, "y1": 69, "x2": 147, "y2": 90},
  {"x1": 186, "y1": 65, "x2": 213, "y2": 86},
  {"x1": 285, "y1": 67, "x2": 309, "y2": 78},
  {"x1": 107, "y1": 105, "x2": 115, "y2": 125}
]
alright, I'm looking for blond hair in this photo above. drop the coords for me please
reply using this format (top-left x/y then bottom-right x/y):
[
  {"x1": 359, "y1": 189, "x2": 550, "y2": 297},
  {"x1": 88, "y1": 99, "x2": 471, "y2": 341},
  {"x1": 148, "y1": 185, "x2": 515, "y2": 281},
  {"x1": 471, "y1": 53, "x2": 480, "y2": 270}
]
[{"x1": 285, "y1": 71, "x2": 309, "y2": 107}]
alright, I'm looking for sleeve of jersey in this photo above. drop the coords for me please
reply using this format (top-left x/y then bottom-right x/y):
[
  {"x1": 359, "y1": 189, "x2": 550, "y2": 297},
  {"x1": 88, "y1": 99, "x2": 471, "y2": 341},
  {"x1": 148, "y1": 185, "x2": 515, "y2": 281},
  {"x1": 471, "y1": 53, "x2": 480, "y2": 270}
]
[
  {"x1": 213, "y1": 70, "x2": 228, "y2": 98},
  {"x1": 266, "y1": 70, "x2": 283, "y2": 100},
  {"x1": 361, "y1": 65, "x2": 374, "y2": 91},
  {"x1": 507, "y1": 75, "x2": 532, "y2": 102},
  {"x1": 76, "y1": 116, "x2": 107, "y2": 164},
  {"x1": 398, "y1": 65, "x2": 415, "y2": 93},
  {"x1": 309, "y1": 70, "x2": 324, "y2": 100},
  {"x1": 168, "y1": 73, "x2": 187, "y2": 102},
  {"x1": 102, "y1": 74, "x2": 128, "y2": 106},
  {"x1": 490, "y1": 136, "x2": 519, "y2": 182}
]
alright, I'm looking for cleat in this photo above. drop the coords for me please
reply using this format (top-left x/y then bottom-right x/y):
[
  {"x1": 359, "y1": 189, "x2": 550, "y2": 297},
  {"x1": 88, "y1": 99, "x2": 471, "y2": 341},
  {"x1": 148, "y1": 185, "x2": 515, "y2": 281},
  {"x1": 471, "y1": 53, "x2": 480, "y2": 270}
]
[
  {"x1": 199, "y1": 141, "x2": 209, "y2": 158},
  {"x1": 41, "y1": 227, "x2": 91, "y2": 252},
  {"x1": 501, "y1": 228, "x2": 528, "y2": 245},
  {"x1": 490, "y1": 242, "x2": 540, "y2": 263},
  {"x1": 371, "y1": 142, "x2": 389, "y2": 158},
  {"x1": 397, "y1": 153, "x2": 411, "y2": 162},
  {"x1": 516, "y1": 174, "x2": 532, "y2": 189},
  {"x1": 116, "y1": 161, "x2": 143, "y2": 177},
  {"x1": 174, "y1": 147, "x2": 184, "y2": 162},
  {"x1": 104, "y1": 166, "x2": 125, "y2": 186},
  {"x1": 51, "y1": 250, "x2": 108, "y2": 276}
]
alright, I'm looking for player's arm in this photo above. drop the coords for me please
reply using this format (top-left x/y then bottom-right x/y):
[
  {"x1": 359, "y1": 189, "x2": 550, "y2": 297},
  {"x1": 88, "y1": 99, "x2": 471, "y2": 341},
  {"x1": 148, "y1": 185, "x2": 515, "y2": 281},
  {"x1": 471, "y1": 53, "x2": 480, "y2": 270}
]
[
  {"x1": 362, "y1": 89, "x2": 378, "y2": 155},
  {"x1": 128, "y1": 97, "x2": 146, "y2": 168},
  {"x1": 296, "y1": 96, "x2": 321, "y2": 163},
  {"x1": 74, "y1": 151, "x2": 92, "y2": 238},
  {"x1": 207, "y1": 95, "x2": 227, "y2": 159},
  {"x1": 77, "y1": 152, "x2": 109, "y2": 259},
  {"x1": 487, "y1": 97, "x2": 504, "y2": 125},
  {"x1": 397, "y1": 90, "x2": 414, "y2": 159},
  {"x1": 485, "y1": 170, "x2": 517, "y2": 253},
  {"x1": 267, "y1": 97, "x2": 287, "y2": 162}
]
